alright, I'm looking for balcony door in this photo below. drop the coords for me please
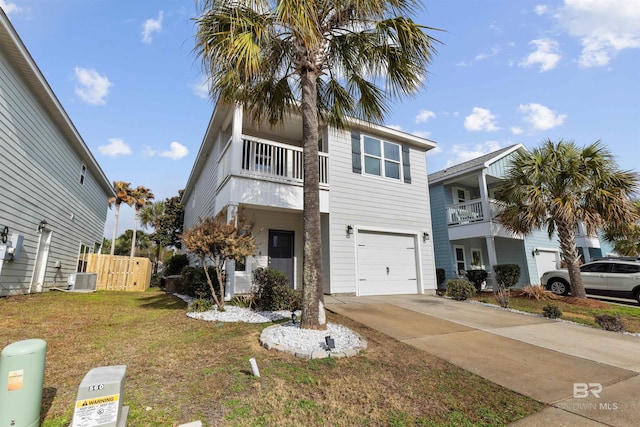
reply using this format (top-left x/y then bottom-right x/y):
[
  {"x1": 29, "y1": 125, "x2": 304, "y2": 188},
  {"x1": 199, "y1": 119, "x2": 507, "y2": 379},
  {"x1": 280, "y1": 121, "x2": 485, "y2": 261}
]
[{"x1": 268, "y1": 230, "x2": 295, "y2": 288}]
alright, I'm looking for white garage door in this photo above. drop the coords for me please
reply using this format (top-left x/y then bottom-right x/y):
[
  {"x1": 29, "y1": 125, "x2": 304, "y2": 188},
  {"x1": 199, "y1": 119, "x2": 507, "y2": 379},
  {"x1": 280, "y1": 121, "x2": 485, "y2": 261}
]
[
  {"x1": 535, "y1": 250, "x2": 559, "y2": 284},
  {"x1": 357, "y1": 231, "x2": 419, "y2": 296}
]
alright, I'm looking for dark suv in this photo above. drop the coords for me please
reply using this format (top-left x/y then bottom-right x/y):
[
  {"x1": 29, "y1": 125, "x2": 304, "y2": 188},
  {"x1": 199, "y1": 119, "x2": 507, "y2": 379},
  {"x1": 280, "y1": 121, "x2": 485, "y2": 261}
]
[{"x1": 541, "y1": 258, "x2": 640, "y2": 304}]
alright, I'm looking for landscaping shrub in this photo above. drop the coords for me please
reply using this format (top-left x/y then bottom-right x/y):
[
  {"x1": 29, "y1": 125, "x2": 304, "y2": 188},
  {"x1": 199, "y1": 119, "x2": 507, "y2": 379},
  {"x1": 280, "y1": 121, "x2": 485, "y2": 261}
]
[
  {"x1": 495, "y1": 286, "x2": 510, "y2": 308},
  {"x1": 150, "y1": 273, "x2": 162, "y2": 288},
  {"x1": 179, "y1": 266, "x2": 219, "y2": 299},
  {"x1": 164, "y1": 254, "x2": 189, "y2": 276},
  {"x1": 251, "y1": 267, "x2": 302, "y2": 311},
  {"x1": 595, "y1": 314, "x2": 625, "y2": 332},
  {"x1": 190, "y1": 298, "x2": 213, "y2": 313},
  {"x1": 446, "y1": 279, "x2": 476, "y2": 301},
  {"x1": 521, "y1": 284, "x2": 551, "y2": 300},
  {"x1": 466, "y1": 269, "x2": 488, "y2": 291},
  {"x1": 494, "y1": 264, "x2": 521, "y2": 289},
  {"x1": 542, "y1": 304, "x2": 562, "y2": 319}
]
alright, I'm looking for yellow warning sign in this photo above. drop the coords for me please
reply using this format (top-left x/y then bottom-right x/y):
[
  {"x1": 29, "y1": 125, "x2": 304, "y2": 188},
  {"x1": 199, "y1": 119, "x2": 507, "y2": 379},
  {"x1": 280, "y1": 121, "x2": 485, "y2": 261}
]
[{"x1": 75, "y1": 394, "x2": 119, "y2": 408}]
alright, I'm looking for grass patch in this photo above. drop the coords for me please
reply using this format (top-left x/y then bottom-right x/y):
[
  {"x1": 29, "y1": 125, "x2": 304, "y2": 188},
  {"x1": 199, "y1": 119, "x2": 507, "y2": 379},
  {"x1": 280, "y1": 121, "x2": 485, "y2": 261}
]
[
  {"x1": 0, "y1": 290, "x2": 543, "y2": 426},
  {"x1": 472, "y1": 292, "x2": 640, "y2": 332}
]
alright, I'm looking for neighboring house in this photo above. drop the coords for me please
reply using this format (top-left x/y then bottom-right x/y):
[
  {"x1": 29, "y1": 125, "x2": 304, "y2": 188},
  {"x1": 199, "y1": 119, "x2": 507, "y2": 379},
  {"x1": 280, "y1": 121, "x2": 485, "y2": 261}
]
[
  {"x1": 0, "y1": 10, "x2": 114, "y2": 296},
  {"x1": 182, "y1": 101, "x2": 438, "y2": 296},
  {"x1": 428, "y1": 144, "x2": 605, "y2": 288}
]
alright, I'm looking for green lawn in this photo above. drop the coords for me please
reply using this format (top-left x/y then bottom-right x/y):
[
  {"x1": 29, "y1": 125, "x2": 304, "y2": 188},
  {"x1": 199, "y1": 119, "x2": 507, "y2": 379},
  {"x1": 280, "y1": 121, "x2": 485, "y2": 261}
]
[{"x1": 0, "y1": 290, "x2": 543, "y2": 426}]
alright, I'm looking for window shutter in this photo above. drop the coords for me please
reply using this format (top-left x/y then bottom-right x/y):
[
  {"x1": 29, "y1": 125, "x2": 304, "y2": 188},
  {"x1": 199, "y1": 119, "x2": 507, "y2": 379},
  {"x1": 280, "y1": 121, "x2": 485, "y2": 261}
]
[
  {"x1": 402, "y1": 145, "x2": 411, "y2": 184},
  {"x1": 351, "y1": 131, "x2": 361, "y2": 173}
]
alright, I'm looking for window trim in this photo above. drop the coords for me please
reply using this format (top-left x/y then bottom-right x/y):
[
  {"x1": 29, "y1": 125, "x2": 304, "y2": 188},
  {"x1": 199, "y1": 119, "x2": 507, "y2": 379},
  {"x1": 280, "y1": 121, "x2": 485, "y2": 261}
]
[{"x1": 361, "y1": 135, "x2": 402, "y2": 181}]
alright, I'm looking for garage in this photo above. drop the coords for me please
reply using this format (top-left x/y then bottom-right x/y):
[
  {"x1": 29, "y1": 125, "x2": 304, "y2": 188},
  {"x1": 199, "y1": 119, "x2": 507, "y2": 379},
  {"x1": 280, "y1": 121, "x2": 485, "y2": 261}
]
[
  {"x1": 534, "y1": 249, "x2": 559, "y2": 284},
  {"x1": 356, "y1": 231, "x2": 419, "y2": 296}
]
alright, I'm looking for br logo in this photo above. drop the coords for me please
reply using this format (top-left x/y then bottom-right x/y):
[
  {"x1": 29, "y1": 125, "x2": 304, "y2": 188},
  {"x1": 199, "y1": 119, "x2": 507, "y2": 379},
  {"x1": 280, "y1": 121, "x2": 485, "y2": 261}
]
[{"x1": 573, "y1": 383, "x2": 602, "y2": 398}]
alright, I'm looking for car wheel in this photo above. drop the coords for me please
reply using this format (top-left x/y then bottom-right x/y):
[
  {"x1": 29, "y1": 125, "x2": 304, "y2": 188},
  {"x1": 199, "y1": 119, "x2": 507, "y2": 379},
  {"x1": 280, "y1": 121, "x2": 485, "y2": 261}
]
[{"x1": 547, "y1": 278, "x2": 570, "y2": 296}]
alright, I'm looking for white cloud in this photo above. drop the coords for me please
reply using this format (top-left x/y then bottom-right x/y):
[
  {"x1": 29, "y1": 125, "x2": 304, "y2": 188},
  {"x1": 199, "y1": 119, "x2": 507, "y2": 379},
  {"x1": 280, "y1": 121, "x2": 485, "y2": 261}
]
[
  {"x1": 534, "y1": 5, "x2": 549, "y2": 15},
  {"x1": 519, "y1": 39, "x2": 561, "y2": 72},
  {"x1": 519, "y1": 103, "x2": 567, "y2": 130},
  {"x1": 415, "y1": 109, "x2": 436, "y2": 123},
  {"x1": 446, "y1": 141, "x2": 503, "y2": 167},
  {"x1": 159, "y1": 141, "x2": 188, "y2": 160},
  {"x1": 98, "y1": 138, "x2": 131, "y2": 157},
  {"x1": 0, "y1": 0, "x2": 22, "y2": 15},
  {"x1": 385, "y1": 124, "x2": 403, "y2": 131},
  {"x1": 557, "y1": 0, "x2": 640, "y2": 67},
  {"x1": 464, "y1": 107, "x2": 500, "y2": 132},
  {"x1": 511, "y1": 127, "x2": 524, "y2": 135},
  {"x1": 142, "y1": 147, "x2": 157, "y2": 158},
  {"x1": 190, "y1": 75, "x2": 210, "y2": 99},
  {"x1": 74, "y1": 67, "x2": 112, "y2": 105},
  {"x1": 474, "y1": 46, "x2": 500, "y2": 61},
  {"x1": 142, "y1": 11, "x2": 164, "y2": 44}
]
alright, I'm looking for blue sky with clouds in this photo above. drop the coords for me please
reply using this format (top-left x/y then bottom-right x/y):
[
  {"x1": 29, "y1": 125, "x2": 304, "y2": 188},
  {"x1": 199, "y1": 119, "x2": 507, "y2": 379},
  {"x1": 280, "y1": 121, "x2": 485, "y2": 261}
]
[{"x1": 3, "y1": 0, "x2": 639, "y2": 237}]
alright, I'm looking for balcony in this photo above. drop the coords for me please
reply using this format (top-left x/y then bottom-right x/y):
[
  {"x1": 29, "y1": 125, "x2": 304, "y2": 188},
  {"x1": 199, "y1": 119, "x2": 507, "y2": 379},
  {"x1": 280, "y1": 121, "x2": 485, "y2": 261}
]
[
  {"x1": 233, "y1": 136, "x2": 328, "y2": 185},
  {"x1": 447, "y1": 199, "x2": 503, "y2": 225},
  {"x1": 216, "y1": 134, "x2": 330, "y2": 212},
  {"x1": 446, "y1": 199, "x2": 515, "y2": 240}
]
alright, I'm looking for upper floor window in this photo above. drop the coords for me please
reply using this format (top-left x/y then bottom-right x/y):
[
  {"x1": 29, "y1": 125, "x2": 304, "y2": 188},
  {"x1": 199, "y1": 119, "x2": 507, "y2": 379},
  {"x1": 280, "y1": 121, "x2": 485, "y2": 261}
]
[
  {"x1": 80, "y1": 165, "x2": 87, "y2": 185},
  {"x1": 363, "y1": 136, "x2": 401, "y2": 180}
]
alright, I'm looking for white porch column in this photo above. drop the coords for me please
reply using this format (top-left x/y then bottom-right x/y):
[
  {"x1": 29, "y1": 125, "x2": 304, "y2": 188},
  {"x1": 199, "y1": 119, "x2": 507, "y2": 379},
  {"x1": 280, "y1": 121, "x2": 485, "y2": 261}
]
[
  {"x1": 225, "y1": 203, "x2": 239, "y2": 300},
  {"x1": 477, "y1": 172, "x2": 491, "y2": 221},
  {"x1": 485, "y1": 236, "x2": 499, "y2": 290},
  {"x1": 229, "y1": 103, "x2": 244, "y2": 175}
]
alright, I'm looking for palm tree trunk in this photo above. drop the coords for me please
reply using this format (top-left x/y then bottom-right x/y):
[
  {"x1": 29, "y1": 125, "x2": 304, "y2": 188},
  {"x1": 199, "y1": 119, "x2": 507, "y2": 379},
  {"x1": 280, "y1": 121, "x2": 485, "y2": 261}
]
[
  {"x1": 557, "y1": 219, "x2": 586, "y2": 298},
  {"x1": 299, "y1": 68, "x2": 326, "y2": 330},
  {"x1": 110, "y1": 204, "x2": 120, "y2": 256},
  {"x1": 130, "y1": 209, "x2": 139, "y2": 258}
]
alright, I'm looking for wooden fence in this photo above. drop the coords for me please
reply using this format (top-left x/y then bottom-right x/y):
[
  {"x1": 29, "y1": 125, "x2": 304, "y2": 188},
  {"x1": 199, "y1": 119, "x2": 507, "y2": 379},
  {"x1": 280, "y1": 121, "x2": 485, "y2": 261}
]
[{"x1": 86, "y1": 254, "x2": 152, "y2": 291}]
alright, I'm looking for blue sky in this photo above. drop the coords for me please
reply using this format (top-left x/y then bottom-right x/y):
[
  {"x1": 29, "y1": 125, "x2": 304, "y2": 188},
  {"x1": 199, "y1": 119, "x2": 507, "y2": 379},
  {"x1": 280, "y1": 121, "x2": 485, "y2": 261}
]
[{"x1": 3, "y1": 0, "x2": 639, "y2": 237}]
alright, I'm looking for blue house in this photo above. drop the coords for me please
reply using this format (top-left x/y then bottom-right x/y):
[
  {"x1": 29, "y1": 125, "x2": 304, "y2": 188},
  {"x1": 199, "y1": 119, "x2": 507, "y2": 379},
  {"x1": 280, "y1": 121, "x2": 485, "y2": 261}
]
[{"x1": 428, "y1": 144, "x2": 607, "y2": 288}]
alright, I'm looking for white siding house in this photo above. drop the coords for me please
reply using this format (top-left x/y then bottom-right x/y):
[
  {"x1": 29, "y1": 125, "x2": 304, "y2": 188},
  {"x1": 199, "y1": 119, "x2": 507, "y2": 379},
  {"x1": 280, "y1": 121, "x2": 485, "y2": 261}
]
[
  {"x1": 0, "y1": 10, "x2": 114, "y2": 295},
  {"x1": 183, "y1": 102, "x2": 438, "y2": 296}
]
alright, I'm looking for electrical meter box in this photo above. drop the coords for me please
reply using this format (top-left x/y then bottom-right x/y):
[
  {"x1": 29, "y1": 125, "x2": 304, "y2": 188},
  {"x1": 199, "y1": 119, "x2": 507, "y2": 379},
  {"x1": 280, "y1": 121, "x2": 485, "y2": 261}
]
[{"x1": 71, "y1": 365, "x2": 129, "y2": 427}]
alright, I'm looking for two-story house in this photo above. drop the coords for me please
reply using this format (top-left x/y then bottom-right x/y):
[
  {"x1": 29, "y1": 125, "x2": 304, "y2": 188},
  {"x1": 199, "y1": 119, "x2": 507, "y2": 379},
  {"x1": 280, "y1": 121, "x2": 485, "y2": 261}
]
[
  {"x1": 428, "y1": 144, "x2": 606, "y2": 288},
  {"x1": 182, "y1": 101, "x2": 438, "y2": 297},
  {"x1": 0, "y1": 10, "x2": 114, "y2": 296}
]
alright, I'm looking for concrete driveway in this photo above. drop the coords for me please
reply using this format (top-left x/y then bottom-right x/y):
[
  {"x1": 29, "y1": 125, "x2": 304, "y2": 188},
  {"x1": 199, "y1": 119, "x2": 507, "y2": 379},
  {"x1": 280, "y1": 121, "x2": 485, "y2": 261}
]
[{"x1": 325, "y1": 294, "x2": 640, "y2": 426}]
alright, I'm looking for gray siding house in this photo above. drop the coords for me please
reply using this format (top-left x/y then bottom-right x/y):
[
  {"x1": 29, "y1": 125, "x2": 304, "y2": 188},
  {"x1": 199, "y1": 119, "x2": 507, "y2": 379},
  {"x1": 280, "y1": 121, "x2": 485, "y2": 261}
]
[
  {"x1": 428, "y1": 144, "x2": 605, "y2": 288},
  {"x1": 0, "y1": 10, "x2": 114, "y2": 295},
  {"x1": 183, "y1": 101, "x2": 438, "y2": 296}
]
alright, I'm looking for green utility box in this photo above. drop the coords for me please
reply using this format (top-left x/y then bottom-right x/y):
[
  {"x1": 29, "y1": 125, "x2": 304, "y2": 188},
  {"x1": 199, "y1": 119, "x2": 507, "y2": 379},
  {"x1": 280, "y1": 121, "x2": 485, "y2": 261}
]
[{"x1": 0, "y1": 339, "x2": 47, "y2": 427}]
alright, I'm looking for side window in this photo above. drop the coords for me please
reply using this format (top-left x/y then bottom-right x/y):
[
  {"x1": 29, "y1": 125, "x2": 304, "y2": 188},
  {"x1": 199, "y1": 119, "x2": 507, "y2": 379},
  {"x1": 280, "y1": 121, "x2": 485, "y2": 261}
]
[
  {"x1": 80, "y1": 164, "x2": 87, "y2": 185},
  {"x1": 612, "y1": 263, "x2": 640, "y2": 274},
  {"x1": 580, "y1": 263, "x2": 611, "y2": 273}
]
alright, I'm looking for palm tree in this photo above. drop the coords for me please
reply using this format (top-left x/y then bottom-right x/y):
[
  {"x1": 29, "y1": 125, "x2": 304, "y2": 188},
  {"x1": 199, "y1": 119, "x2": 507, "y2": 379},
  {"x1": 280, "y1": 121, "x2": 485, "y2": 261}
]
[
  {"x1": 194, "y1": 0, "x2": 440, "y2": 330},
  {"x1": 140, "y1": 200, "x2": 166, "y2": 274},
  {"x1": 130, "y1": 186, "x2": 155, "y2": 258},
  {"x1": 496, "y1": 139, "x2": 638, "y2": 298},
  {"x1": 108, "y1": 181, "x2": 135, "y2": 256},
  {"x1": 603, "y1": 200, "x2": 640, "y2": 256}
]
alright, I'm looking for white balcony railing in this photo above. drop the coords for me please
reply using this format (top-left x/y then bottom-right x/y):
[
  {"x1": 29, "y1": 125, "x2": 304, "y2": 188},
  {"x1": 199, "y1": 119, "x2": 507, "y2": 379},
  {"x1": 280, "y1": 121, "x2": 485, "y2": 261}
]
[
  {"x1": 446, "y1": 199, "x2": 503, "y2": 225},
  {"x1": 240, "y1": 136, "x2": 328, "y2": 185}
]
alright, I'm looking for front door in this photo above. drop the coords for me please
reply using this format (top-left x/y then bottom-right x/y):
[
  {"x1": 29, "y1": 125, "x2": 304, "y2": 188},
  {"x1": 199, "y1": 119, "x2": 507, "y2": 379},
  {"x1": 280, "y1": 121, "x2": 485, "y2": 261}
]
[{"x1": 268, "y1": 230, "x2": 294, "y2": 288}]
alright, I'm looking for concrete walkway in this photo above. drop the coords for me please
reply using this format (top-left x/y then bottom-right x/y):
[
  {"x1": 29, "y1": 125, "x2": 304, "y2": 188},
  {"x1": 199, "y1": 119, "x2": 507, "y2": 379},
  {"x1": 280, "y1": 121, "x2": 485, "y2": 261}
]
[{"x1": 325, "y1": 294, "x2": 640, "y2": 426}]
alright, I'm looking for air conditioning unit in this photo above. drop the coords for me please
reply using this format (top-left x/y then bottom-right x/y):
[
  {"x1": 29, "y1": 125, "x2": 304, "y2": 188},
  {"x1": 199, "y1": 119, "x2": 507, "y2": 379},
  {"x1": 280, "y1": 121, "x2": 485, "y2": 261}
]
[{"x1": 67, "y1": 273, "x2": 97, "y2": 292}]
